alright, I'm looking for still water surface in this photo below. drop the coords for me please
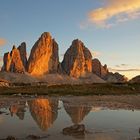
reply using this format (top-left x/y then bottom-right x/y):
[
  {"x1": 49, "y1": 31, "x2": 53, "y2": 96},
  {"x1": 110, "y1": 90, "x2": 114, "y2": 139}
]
[{"x1": 0, "y1": 96, "x2": 140, "y2": 140}]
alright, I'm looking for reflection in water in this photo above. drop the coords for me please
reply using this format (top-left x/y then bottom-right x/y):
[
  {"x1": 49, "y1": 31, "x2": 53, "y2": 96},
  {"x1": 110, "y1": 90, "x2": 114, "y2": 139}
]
[
  {"x1": 0, "y1": 96, "x2": 140, "y2": 140},
  {"x1": 28, "y1": 98, "x2": 58, "y2": 131},
  {"x1": 63, "y1": 101, "x2": 91, "y2": 124},
  {"x1": 9, "y1": 101, "x2": 26, "y2": 120}
]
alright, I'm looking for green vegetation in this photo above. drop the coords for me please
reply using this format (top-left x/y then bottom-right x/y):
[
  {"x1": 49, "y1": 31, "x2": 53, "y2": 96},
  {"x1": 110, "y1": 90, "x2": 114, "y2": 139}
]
[{"x1": 0, "y1": 83, "x2": 140, "y2": 95}]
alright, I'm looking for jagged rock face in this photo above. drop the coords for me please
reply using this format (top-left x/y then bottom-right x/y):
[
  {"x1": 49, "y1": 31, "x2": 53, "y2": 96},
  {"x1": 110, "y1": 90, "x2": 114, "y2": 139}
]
[
  {"x1": 2, "y1": 46, "x2": 25, "y2": 73},
  {"x1": 27, "y1": 32, "x2": 59, "y2": 76},
  {"x1": 130, "y1": 75, "x2": 140, "y2": 83},
  {"x1": 18, "y1": 42, "x2": 27, "y2": 70},
  {"x1": 2, "y1": 52, "x2": 11, "y2": 71},
  {"x1": 28, "y1": 99, "x2": 58, "y2": 131},
  {"x1": 92, "y1": 59, "x2": 127, "y2": 82},
  {"x1": 92, "y1": 59, "x2": 101, "y2": 77},
  {"x1": 104, "y1": 72, "x2": 128, "y2": 83},
  {"x1": 62, "y1": 39, "x2": 92, "y2": 78},
  {"x1": 92, "y1": 59, "x2": 109, "y2": 78},
  {"x1": 63, "y1": 101, "x2": 91, "y2": 124},
  {"x1": 10, "y1": 46, "x2": 25, "y2": 73}
]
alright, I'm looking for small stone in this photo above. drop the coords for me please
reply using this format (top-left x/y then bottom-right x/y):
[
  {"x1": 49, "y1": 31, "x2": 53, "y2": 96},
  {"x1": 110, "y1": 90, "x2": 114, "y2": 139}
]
[
  {"x1": 63, "y1": 124, "x2": 85, "y2": 136},
  {"x1": 6, "y1": 136, "x2": 17, "y2": 140},
  {"x1": 26, "y1": 135, "x2": 41, "y2": 139}
]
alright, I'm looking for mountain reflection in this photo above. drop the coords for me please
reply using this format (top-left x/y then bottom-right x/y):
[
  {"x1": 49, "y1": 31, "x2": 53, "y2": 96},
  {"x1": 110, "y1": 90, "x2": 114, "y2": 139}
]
[
  {"x1": 28, "y1": 98, "x2": 58, "y2": 131},
  {"x1": 63, "y1": 101, "x2": 91, "y2": 124},
  {"x1": 9, "y1": 101, "x2": 26, "y2": 120}
]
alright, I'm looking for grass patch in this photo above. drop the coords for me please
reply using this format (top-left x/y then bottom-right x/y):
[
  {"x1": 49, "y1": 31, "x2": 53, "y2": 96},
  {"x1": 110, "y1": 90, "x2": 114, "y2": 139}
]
[{"x1": 0, "y1": 83, "x2": 140, "y2": 95}]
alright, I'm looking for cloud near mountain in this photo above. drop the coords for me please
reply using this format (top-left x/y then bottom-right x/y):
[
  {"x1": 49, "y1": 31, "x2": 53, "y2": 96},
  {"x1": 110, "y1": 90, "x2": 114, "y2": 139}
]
[
  {"x1": 0, "y1": 38, "x2": 6, "y2": 46},
  {"x1": 109, "y1": 68, "x2": 140, "y2": 72},
  {"x1": 91, "y1": 51, "x2": 102, "y2": 57},
  {"x1": 88, "y1": 0, "x2": 140, "y2": 27}
]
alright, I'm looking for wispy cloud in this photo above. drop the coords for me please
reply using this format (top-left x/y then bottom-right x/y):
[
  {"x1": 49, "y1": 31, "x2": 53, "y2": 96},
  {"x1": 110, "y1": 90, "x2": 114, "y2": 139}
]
[
  {"x1": 115, "y1": 64, "x2": 129, "y2": 68},
  {"x1": 109, "y1": 68, "x2": 140, "y2": 72},
  {"x1": 91, "y1": 51, "x2": 102, "y2": 58},
  {"x1": 88, "y1": 0, "x2": 140, "y2": 27},
  {"x1": 0, "y1": 38, "x2": 6, "y2": 46}
]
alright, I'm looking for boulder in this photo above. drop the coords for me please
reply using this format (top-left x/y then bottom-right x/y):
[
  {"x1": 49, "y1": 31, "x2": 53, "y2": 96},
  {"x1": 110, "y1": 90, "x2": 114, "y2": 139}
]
[
  {"x1": 27, "y1": 32, "x2": 59, "y2": 76},
  {"x1": 63, "y1": 124, "x2": 85, "y2": 136},
  {"x1": 61, "y1": 39, "x2": 92, "y2": 78}
]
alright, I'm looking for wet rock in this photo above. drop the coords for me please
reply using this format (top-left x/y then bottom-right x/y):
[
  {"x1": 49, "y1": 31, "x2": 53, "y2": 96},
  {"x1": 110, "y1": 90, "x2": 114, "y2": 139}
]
[
  {"x1": 63, "y1": 124, "x2": 85, "y2": 136},
  {"x1": 0, "y1": 111, "x2": 6, "y2": 114},
  {"x1": 26, "y1": 135, "x2": 41, "y2": 139},
  {"x1": 135, "y1": 138, "x2": 140, "y2": 140},
  {"x1": 6, "y1": 136, "x2": 17, "y2": 140},
  {"x1": 26, "y1": 135, "x2": 49, "y2": 139}
]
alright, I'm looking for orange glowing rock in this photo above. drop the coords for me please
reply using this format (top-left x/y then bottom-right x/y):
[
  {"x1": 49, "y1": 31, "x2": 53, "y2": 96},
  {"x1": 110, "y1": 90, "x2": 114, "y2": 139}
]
[
  {"x1": 62, "y1": 39, "x2": 92, "y2": 78},
  {"x1": 27, "y1": 32, "x2": 59, "y2": 76},
  {"x1": 28, "y1": 99, "x2": 58, "y2": 131}
]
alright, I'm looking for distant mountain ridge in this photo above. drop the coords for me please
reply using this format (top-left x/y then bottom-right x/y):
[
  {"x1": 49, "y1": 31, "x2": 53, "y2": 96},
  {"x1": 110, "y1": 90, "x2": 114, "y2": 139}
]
[{"x1": 0, "y1": 32, "x2": 127, "y2": 83}]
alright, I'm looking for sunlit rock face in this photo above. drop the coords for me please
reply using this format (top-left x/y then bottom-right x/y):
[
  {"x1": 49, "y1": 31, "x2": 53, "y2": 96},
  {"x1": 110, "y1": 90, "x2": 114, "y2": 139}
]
[
  {"x1": 2, "y1": 52, "x2": 11, "y2": 71},
  {"x1": 62, "y1": 39, "x2": 92, "y2": 78},
  {"x1": 92, "y1": 58, "x2": 109, "y2": 78},
  {"x1": 63, "y1": 101, "x2": 91, "y2": 124},
  {"x1": 27, "y1": 32, "x2": 59, "y2": 76},
  {"x1": 18, "y1": 42, "x2": 27, "y2": 70},
  {"x1": 28, "y1": 98, "x2": 58, "y2": 131},
  {"x1": 2, "y1": 46, "x2": 25, "y2": 73},
  {"x1": 9, "y1": 101, "x2": 26, "y2": 120}
]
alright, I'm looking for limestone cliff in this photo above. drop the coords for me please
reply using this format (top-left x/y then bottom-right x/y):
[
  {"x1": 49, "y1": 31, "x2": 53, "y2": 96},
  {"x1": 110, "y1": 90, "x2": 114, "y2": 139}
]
[
  {"x1": 18, "y1": 42, "x2": 27, "y2": 70},
  {"x1": 92, "y1": 58, "x2": 109, "y2": 78},
  {"x1": 27, "y1": 32, "x2": 59, "y2": 76},
  {"x1": 61, "y1": 39, "x2": 92, "y2": 78},
  {"x1": 2, "y1": 45, "x2": 25, "y2": 73}
]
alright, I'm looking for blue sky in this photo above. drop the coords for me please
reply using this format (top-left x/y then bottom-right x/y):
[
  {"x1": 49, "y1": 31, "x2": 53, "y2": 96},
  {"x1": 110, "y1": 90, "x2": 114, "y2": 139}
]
[{"x1": 0, "y1": 0, "x2": 140, "y2": 79}]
